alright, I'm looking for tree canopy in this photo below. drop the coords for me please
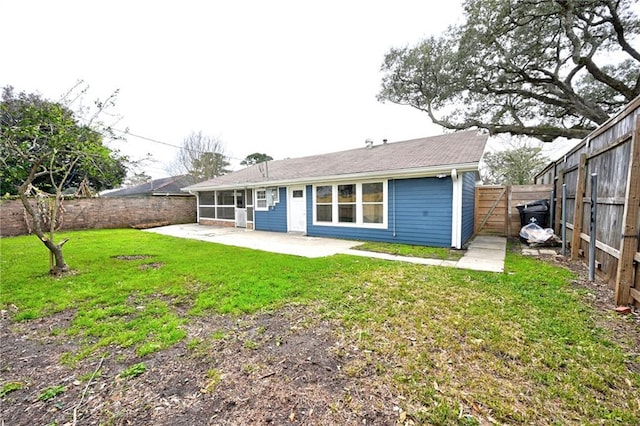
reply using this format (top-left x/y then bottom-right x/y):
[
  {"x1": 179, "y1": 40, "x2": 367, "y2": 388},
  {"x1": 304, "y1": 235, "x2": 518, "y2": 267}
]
[
  {"x1": 240, "y1": 152, "x2": 273, "y2": 166},
  {"x1": 1, "y1": 86, "x2": 126, "y2": 196},
  {"x1": 167, "y1": 131, "x2": 230, "y2": 181},
  {"x1": 1, "y1": 85, "x2": 128, "y2": 274},
  {"x1": 481, "y1": 139, "x2": 549, "y2": 185},
  {"x1": 378, "y1": 0, "x2": 640, "y2": 142}
]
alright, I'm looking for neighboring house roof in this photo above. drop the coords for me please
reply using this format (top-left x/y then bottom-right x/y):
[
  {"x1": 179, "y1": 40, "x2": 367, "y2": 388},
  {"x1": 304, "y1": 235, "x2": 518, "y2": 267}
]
[
  {"x1": 184, "y1": 130, "x2": 489, "y2": 191},
  {"x1": 103, "y1": 175, "x2": 197, "y2": 197}
]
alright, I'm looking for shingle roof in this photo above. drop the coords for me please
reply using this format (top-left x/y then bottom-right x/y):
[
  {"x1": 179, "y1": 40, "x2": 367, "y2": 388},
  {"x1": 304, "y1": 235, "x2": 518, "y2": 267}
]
[
  {"x1": 184, "y1": 130, "x2": 488, "y2": 191},
  {"x1": 103, "y1": 175, "x2": 197, "y2": 197}
]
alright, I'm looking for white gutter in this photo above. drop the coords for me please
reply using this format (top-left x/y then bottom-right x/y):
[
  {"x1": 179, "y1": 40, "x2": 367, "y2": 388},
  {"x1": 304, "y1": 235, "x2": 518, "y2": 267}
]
[{"x1": 183, "y1": 162, "x2": 480, "y2": 192}]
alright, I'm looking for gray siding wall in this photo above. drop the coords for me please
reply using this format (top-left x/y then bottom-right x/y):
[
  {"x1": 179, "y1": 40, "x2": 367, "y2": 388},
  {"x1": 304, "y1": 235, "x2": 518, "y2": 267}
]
[{"x1": 254, "y1": 187, "x2": 288, "y2": 232}]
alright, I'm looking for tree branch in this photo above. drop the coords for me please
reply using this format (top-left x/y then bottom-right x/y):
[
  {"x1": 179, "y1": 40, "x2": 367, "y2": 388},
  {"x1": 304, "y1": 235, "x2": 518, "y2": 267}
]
[{"x1": 606, "y1": 0, "x2": 640, "y2": 62}]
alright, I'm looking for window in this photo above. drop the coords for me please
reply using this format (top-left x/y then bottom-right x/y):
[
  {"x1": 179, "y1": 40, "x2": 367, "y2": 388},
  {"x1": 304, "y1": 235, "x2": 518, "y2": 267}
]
[
  {"x1": 292, "y1": 190, "x2": 303, "y2": 198},
  {"x1": 256, "y1": 190, "x2": 267, "y2": 210},
  {"x1": 313, "y1": 181, "x2": 386, "y2": 228},
  {"x1": 200, "y1": 191, "x2": 215, "y2": 205},
  {"x1": 199, "y1": 207, "x2": 216, "y2": 218},
  {"x1": 315, "y1": 185, "x2": 332, "y2": 222},
  {"x1": 338, "y1": 184, "x2": 356, "y2": 223},
  {"x1": 362, "y1": 182, "x2": 383, "y2": 224},
  {"x1": 217, "y1": 191, "x2": 234, "y2": 206},
  {"x1": 198, "y1": 189, "x2": 250, "y2": 221},
  {"x1": 216, "y1": 207, "x2": 235, "y2": 219},
  {"x1": 255, "y1": 187, "x2": 279, "y2": 211}
]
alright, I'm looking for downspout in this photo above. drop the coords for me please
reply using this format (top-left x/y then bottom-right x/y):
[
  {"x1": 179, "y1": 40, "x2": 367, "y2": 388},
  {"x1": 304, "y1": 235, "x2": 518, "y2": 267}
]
[
  {"x1": 194, "y1": 191, "x2": 200, "y2": 223},
  {"x1": 451, "y1": 169, "x2": 461, "y2": 249},
  {"x1": 392, "y1": 179, "x2": 397, "y2": 237}
]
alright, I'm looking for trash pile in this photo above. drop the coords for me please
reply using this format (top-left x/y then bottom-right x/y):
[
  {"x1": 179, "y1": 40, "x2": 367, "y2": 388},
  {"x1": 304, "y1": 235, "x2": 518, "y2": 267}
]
[
  {"x1": 517, "y1": 199, "x2": 559, "y2": 245},
  {"x1": 519, "y1": 222, "x2": 556, "y2": 244}
]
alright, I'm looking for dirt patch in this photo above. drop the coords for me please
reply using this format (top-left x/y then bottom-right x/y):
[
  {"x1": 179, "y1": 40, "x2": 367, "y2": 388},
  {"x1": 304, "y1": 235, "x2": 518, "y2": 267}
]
[
  {"x1": 0, "y1": 305, "x2": 398, "y2": 425},
  {"x1": 139, "y1": 262, "x2": 164, "y2": 270},
  {"x1": 112, "y1": 255, "x2": 154, "y2": 261}
]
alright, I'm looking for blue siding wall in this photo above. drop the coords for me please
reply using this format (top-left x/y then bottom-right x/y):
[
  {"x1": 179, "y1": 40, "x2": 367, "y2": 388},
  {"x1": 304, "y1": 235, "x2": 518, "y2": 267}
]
[
  {"x1": 461, "y1": 172, "x2": 476, "y2": 244},
  {"x1": 306, "y1": 178, "x2": 454, "y2": 247},
  {"x1": 254, "y1": 187, "x2": 288, "y2": 232}
]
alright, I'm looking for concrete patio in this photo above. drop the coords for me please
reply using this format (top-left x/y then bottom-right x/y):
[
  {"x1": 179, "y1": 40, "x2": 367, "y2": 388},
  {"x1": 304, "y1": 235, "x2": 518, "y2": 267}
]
[{"x1": 144, "y1": 224, "x2": 506, "y2": 273}]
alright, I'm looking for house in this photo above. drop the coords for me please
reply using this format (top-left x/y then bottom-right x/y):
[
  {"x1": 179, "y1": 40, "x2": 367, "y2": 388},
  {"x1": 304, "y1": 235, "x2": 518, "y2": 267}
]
[
  {"x1": 103, "y1": 175, "x2": 197, "y2": 197},
  {"x1": 182, "y1": 130, "x2": 488, "y2": 248}
]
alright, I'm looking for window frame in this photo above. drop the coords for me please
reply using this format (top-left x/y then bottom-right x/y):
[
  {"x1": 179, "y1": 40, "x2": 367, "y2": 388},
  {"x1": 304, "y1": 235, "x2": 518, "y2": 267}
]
[
  {"x1": 255, "y1": 187, "x2": 279, "y2": 211},
  {"x1": 312, "y1": 180, "x2": 387, "y2": 228},
  {"x1": 315, "y1": 185, "x2": 333, "y2": 223},
  {"x1": 256, "y1": 189, "x2": 267, "y2": 211}
]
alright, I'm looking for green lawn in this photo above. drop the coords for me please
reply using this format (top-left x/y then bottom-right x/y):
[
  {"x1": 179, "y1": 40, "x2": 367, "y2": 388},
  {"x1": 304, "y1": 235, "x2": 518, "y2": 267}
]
[
  {"x1": 354, "y1": 241, "x2": 464, "y2": 260},
  {"x1": 2, "y1": 229, "x2": 639, "y2": 424}
]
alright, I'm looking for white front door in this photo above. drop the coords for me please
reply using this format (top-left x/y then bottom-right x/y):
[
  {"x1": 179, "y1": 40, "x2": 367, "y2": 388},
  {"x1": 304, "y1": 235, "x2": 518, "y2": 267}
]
[{"x1": 288, "y1": 186, "x2": 306, "y2": 233}]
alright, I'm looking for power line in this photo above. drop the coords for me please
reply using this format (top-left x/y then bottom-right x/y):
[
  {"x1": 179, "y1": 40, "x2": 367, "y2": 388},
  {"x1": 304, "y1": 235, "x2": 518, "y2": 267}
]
[{"x1": 110, "y1": 127, "x2": 244, "y2": 161}]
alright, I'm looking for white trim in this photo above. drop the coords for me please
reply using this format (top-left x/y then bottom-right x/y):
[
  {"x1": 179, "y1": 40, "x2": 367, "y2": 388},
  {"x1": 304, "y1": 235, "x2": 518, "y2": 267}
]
[
  {"x1": 184, "y1": 162, "x2": 480, "y2": 192},
  {"x1": 312, "y1": 179, "x2": 388, "y2": 229},
  {"x1": 450, "y1": 169, "x2": 462, "y2": 249}
]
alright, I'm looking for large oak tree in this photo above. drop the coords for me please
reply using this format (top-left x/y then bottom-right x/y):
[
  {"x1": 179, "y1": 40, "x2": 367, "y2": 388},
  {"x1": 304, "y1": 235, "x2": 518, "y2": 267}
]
[{"x1": 378, "y1": 0, "x2": 640, "y2": 142}]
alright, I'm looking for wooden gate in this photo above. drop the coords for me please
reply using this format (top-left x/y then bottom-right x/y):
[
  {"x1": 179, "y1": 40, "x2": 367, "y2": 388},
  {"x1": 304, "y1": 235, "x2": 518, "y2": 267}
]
[
  {"x1": 475, "y1": 186, "x2": 508, "y2": 236},
  {"x1": 475, "y1": 185, "x2": 554, "y2": 237}
]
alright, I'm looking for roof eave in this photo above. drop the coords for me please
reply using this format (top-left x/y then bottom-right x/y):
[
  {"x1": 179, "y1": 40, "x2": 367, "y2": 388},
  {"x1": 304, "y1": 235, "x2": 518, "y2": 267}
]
[{"x1": 183, "y1": 162, "x2": 480, "y2": 191}]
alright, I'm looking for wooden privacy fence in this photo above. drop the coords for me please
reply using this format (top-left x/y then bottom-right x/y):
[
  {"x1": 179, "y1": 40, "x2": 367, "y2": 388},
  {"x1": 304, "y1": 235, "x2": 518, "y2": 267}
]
[
  {"x1": 535, "y1": 95, "x2": 640, "y2": 306},
  {"x1": 475, "y1": 184, "x2": 554, "y2": 237}
]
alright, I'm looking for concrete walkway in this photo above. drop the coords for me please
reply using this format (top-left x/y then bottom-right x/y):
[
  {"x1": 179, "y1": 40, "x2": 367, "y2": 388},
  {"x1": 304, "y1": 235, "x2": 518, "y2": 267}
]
[
  {"x1": 342, "y1": 235, "x2": 506, "y2": 273},
  {"x1": 145, "y1": 224, "x2": 506, "y2": 273}
]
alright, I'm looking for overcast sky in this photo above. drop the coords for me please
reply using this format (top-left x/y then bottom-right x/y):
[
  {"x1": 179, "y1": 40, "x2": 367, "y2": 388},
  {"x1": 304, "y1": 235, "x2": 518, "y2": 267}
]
[{"x1": 2, "y1": 0, "x2": 575, "y2": 179}]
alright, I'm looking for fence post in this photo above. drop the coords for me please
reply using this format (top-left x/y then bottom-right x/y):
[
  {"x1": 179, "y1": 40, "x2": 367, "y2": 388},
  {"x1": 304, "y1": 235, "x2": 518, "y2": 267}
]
[
  {"x1": 589, "y1": 173, "x2": 598, "y2": 282},
  {"x1": 562, "y1": 183, "x2": 567, "y2": 257},
  {"x1": 571, "y1": 154, "x2": 588, "y2": 260},
  {"x1": 615, "y1": 116, "x2": 640, "y2": 305},
  {"x1": 549, "y1": 188, "x2": 555, "y2": 230},
  {"x1": 506, "y1": 185, "x2": 512, "y2": 237},
  {"x1": 555, "y1": 169, "x2": 564, "y2": 235}
]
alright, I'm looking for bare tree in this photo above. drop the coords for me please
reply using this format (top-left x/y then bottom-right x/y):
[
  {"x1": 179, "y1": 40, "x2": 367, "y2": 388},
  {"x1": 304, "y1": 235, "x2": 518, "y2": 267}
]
[{"x1": 167, "y1": 131, "x2": 230, "y2": 181}]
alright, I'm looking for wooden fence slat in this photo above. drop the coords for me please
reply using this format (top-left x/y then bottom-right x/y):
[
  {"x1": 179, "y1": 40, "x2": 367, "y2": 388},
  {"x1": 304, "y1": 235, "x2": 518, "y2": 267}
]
[{"x1": 615, "y1": 116, "x2": 640, "y2": 305}]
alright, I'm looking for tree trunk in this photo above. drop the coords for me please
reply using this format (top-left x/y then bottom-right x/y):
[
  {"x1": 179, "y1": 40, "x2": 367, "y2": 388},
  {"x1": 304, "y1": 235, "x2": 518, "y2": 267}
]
[
  {"x1": 18, "y1": 190, "x2": 70, "y2": 275},
  {"x1": 44, "y1": 238, "x2": 69, "y2": 275}
]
